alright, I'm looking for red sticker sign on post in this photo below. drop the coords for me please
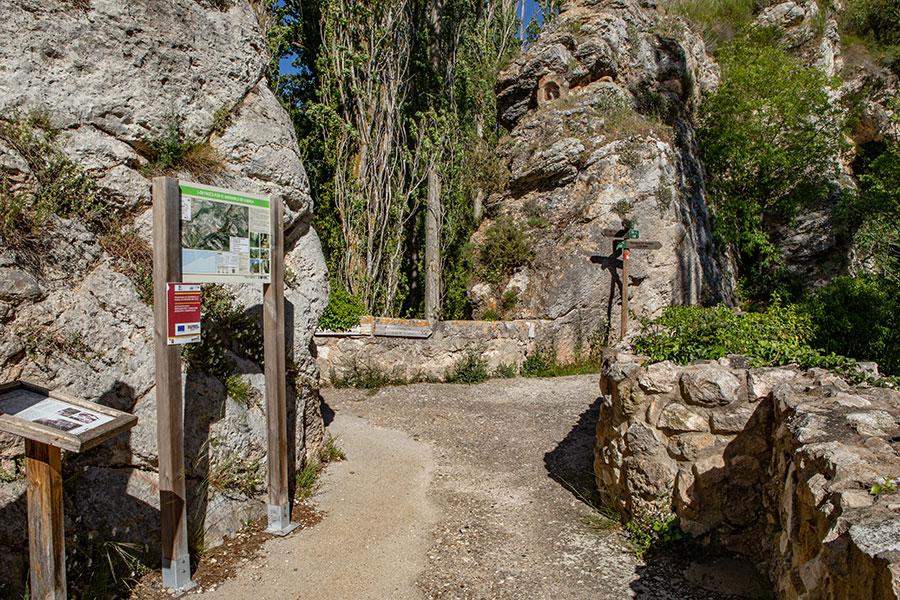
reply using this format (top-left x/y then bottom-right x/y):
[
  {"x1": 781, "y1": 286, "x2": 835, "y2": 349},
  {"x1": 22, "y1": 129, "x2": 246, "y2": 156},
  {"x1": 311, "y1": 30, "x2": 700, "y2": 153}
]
[{"x1": 167, "y1": 283, "x2": 202, "y2": 345}]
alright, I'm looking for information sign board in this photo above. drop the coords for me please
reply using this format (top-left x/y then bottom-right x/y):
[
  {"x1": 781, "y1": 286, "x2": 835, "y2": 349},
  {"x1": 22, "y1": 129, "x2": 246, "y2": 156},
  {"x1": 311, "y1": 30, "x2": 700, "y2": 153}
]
[
  {"x1": 167, "y1": 283, "x2": 202, "y2": 345},
  {"x1": 0, "y1": 381, "x2": 138, "y2": 452},
  {"x1": 180, "y1": 181, "x2": 271, "y2": 284}
]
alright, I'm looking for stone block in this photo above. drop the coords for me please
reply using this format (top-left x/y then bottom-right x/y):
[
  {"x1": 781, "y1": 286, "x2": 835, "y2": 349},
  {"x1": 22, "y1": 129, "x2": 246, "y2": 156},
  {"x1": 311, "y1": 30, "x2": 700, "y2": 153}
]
[
  {"x1": 680, "y1": 366, "x2": 742, "y2": 407},
  {"x1": 657, "y1": 402, "x2": 709, "y2": 433}
]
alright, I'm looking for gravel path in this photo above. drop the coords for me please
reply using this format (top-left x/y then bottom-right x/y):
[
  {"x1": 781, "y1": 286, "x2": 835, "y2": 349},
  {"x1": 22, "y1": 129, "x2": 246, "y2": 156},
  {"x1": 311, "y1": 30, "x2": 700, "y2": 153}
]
[{"x1": 198, "y1": 375, "x2": 769, "y2": 600}]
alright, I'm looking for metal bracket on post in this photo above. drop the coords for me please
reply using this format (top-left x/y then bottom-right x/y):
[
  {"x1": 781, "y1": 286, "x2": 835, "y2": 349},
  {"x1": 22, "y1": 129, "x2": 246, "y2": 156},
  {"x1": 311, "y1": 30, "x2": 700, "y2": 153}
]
[{"x1": 266, "y1": 503, "x2": 299, "y2": 536}]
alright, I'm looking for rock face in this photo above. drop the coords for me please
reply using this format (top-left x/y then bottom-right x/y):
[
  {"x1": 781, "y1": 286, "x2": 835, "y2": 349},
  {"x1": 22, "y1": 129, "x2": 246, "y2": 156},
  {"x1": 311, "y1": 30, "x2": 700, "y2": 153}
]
[
  {"x1": 468, "y1": 0, "x2": 733, "y2": 354},
  {"x1": 0, "y1": 0, "x2": 327, "y2": 591},
  {"x1": 596, "y1": 352, "x2": 900, "y2": 599}
]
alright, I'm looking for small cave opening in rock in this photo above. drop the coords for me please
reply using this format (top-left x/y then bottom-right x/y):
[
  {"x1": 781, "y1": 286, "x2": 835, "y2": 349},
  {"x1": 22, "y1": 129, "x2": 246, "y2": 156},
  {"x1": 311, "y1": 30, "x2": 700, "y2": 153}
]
[{"x1": 543, "y1": 81, "x2": 561, "y2": 102}]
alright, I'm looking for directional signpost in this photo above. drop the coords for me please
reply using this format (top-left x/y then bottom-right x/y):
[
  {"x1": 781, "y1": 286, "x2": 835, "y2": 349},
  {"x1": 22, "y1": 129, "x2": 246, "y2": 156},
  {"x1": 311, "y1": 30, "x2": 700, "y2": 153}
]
[{"x1": 599, "y1": 224, "x2": 662, "y2": 341}]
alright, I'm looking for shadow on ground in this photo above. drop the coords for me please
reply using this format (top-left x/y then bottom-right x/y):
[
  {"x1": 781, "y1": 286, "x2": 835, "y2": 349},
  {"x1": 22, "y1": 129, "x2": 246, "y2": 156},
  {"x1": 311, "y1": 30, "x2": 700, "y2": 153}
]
[{"x1": 542, "y1": 392, "x2": 773, "y2": 600}]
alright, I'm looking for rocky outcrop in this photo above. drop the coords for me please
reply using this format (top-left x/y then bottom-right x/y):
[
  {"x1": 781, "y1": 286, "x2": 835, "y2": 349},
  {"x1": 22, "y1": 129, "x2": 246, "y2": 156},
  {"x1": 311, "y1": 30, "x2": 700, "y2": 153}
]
[
  {"x1": 469, "y1": 0, "x2": 734, "y2": 352},
  {"x1": 596, "y1": 352, "x2": 900, "y2": 599},
  {"x1": 0, "y1": 0, "x2": 327, "y2": 591}
]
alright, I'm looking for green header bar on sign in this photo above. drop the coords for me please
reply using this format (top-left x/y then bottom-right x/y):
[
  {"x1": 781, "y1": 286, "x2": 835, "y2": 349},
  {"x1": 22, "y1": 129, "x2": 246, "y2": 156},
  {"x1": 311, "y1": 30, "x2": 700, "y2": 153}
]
[{"x1": 179, "y1": 182, "x2": 270, "y2": 209}]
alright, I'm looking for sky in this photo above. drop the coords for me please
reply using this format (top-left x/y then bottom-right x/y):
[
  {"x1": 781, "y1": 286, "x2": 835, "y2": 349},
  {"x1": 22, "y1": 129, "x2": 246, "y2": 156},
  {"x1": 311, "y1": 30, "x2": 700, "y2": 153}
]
[{"x1": 278, "y1": 0, "x2": 544, "y2": 78}]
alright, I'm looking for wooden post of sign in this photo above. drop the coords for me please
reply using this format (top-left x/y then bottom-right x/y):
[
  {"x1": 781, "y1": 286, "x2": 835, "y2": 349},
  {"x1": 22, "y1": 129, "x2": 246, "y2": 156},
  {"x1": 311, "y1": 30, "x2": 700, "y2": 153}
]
[
  {"x1": 151, "y1": 177, "x2": 195, "y2": 591},
  {"x1": 263, "y1": 195, "x2": 297, "y2": 535},
  {"x1": 25, "y1": 439, "x2": 65, "y2": 599}
]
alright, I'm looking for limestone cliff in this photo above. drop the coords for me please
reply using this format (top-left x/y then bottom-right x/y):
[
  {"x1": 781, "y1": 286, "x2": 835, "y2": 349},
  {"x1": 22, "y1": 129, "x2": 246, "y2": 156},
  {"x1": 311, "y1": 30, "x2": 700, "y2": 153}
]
[
  {"x1": 469, "y1": 0, "x2": 734, "y2": 353},
  {"x1": 0, "y1": 0, "x2": 327, "y2": 590}
]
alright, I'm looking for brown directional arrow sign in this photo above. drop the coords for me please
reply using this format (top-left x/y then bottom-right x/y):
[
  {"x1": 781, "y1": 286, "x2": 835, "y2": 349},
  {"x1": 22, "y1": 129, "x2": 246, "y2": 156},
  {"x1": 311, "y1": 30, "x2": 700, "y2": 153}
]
[{"x1": 595, "y1": 224, "x2": 663, "y2": 341}]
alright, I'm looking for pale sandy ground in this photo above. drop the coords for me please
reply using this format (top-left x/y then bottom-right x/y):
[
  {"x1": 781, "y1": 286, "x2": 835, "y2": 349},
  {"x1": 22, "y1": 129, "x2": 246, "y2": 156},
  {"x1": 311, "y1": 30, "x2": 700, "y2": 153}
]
[{"x1": 199, "y1": 413, "x2": 438, "y2": 600}]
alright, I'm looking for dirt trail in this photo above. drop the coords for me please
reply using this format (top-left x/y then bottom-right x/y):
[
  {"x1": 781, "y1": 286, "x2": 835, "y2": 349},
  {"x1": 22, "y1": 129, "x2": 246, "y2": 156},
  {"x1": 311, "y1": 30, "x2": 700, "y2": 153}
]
[
  {"x1": 198, "y1": 375, "x2": 768, "y2": 600},
  {"x1": 199, "y1": 413, "x2": 438, "y2": 600}
]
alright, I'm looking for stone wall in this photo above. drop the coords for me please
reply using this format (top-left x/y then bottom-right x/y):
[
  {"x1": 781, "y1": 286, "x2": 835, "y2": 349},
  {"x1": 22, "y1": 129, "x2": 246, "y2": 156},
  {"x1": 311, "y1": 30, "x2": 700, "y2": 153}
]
[
  {"x1": 316, "y1": 318, "x2": 584, "y2": 385},
  {"x1": 0, "y1": 0, "x2": 327, "y2": 593},
  {"x1": 595, "y1": 352, "x2": 900, "y2": 599}
]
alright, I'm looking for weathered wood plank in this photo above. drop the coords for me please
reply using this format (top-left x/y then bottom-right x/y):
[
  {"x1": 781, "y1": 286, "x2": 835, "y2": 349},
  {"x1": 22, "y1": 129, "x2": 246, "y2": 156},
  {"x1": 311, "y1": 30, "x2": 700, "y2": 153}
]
[
  {"x1": 263, "y1": 195, "x2": 293, "y2": 533},
  {"x1": 26, "y1": 439, "x2": 66, "y2": 600},
  {"x1": 152, "y1": 176, "x2": 193, "y2": 589}
]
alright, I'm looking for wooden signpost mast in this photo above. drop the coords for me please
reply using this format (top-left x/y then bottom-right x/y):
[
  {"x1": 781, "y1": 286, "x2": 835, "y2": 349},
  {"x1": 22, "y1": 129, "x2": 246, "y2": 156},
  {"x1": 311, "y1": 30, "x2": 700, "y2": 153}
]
[
  {"x1": 152, "y1": 177, "x2": 194, "y2": 591},
  {"x1": 600, "y1": 225, "x2": 661, "y2": 340}
]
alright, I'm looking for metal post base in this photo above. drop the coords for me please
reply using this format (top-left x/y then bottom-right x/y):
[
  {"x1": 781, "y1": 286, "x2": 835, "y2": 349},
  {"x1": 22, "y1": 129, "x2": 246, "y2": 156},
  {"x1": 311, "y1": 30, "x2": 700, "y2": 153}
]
[
  {"x1": 162, "y1": 555, "x2": 196, "y2": 593},
  {"x1": 266, "y1": 503, "x2": 299, "y2": 536}
]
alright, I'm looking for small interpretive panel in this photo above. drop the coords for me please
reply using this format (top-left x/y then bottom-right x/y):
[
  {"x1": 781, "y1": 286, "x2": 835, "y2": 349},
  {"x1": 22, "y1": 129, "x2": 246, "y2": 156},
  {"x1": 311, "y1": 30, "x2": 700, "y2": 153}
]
[
  {"x1": 179, "y1": 181, "x2": 271, "y2": 284},
  {"x1": 0, "y1": 381, "x2": 137, "y2": 452},
  {"x1": 167, "y1": 283, "x2": 202, "y2": 345}
]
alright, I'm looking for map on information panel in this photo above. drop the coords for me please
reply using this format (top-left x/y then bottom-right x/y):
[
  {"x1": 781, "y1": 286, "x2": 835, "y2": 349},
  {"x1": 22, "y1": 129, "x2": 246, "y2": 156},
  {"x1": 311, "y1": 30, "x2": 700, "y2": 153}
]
[{"x1": 180, "y1": 182, "x2": 271, "y2": 284}]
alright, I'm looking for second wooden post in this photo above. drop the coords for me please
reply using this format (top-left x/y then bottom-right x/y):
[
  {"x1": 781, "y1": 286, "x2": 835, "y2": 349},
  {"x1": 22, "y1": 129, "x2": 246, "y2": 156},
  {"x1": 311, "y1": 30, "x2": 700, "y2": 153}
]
[{"x1": 263, "y1": 195, "x2": 296, "y2": 535}]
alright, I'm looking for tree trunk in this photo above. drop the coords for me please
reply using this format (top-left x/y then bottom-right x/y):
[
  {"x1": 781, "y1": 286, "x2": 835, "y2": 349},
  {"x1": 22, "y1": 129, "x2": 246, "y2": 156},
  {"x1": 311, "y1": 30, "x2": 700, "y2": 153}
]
[{"x1": 424, "y1": 165, "x2": 441, "y2": 321}]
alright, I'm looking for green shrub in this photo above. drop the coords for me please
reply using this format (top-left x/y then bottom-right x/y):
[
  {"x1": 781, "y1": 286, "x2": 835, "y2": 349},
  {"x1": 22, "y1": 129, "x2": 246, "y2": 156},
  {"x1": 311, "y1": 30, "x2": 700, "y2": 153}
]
[
  {"x1": 699, "y1": 33, "x2": 845, "y2": 300},
  {"x1": 67, "y1": 535, "x2": 149, "y2": 598},
  {"x1": 296, "y1": 461, "x2": 324, "y2": 500},
  {"x1": 207, "y1": 454, "x2": 264, "y2": 496},
  {"x1": 479, "y1": 216, "x2": 534, "y2": 284},
  {"x1": 844, "y1": 147, "x2": 900, "y2": 283},
  {"x1": 0, "y1": 113, "x2": 109, "y2": 241},
  {"x1": 843, "y1": 0, "x2": 900, "y2": 49},
  {"x1": 633, "y1": 301, "x2": 859, "y2": 372},
  {"x1": 805, "y1": 276, "x2": 900, "y2": 376},
  {"x1": 320, "y1": 434, "x2": 346, "y2": 462},
  {"x1": 447, "y1": 350, "x2": 489, "y2": 384},
  {"x1": 319, "y1": 285, "x2": 366, "y2": 331}
]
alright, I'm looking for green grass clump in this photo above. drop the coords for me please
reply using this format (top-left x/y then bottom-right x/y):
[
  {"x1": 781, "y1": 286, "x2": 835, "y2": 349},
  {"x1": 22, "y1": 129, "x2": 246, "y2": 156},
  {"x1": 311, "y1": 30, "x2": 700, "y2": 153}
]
[
  {"x1": 319, "y1": 285, "x2": 366, "y2": 331},
  {"x1": 447, "y1": 350, "x2": 489, "y2": 384},
  {"x1": 520, "y1": 348, "x2": 601, "y2": 378},
  {"x1": 207, "y1": 455, "x2": 265, "y2": 496},
  {"x1": 66, "y1": 535, "x2": 149, "y2": 598},
  {"x1": 666, "y1": 0, "x2": 757, "y2": 49},
  {"x1": 225, "y1": 374, "x2": 254, "y2": 406},
  {"x1": 140, "y1": 113, "x2": 224, "y2": 181},
  {"x1": 320, "y1": 435, "x2": 346, "y2": 462},
  {"x1": 331, "y1": 360, "x2": 404, "y2": 389}
]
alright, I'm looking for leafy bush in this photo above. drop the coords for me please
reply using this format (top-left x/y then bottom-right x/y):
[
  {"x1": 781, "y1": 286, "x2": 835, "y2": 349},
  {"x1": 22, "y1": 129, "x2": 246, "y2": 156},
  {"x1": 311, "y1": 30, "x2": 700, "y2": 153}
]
[
  {"x1": 481, "y1": 309, "x2": 500, "y2": 321},
  {"x1": 479, "y1": 216, "x2": 534, "y2": 284},
  {"x1": 805, "y1": 276, "x2": 900, "y2": 376},
  {"x1": 319, "y1": 285, "x2": 366, "y2": 331},
  {"x1": 447, "y1": 350, "x2": 489, "y2": 384},
  {"x1": 633, "y1": 301, "x2": 856, "y2": 370},
  {"x1": 493, "y1": 363, "x2": 518, "y2": 378},
  {"x1": 844, "y1": 147, "x2": 900, "y2": 283},
  {"x1": 225, "y1": 374, "x2": 253, "y2": 406},
  {"x1": 699, "y1": 33, "x2": 845, "y2": 300},
  {"x1": 842, "y1": 0, "x2": 900, "y2": 64}
]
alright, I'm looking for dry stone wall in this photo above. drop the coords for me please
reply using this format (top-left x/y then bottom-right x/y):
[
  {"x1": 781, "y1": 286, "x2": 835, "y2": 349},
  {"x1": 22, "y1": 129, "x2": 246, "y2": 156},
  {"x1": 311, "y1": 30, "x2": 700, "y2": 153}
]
[
  {"x1": 316, "y1": 319, "x2": 567, "y2": 385},
  {"x1": 595, "y1": 352, "x2": 900, "y2": 599},
  {"x1": 0, "y1": 0, "x2": 327, "y2": 592}
]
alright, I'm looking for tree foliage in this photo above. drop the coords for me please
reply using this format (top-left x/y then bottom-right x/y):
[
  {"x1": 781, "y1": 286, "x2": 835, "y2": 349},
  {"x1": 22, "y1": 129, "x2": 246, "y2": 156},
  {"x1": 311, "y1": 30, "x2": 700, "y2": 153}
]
[
  {"x1": 267, "y1": 0, "x2": 522, "y2": 318},
  {"x1": 698, "y1": 32, "x2": 845, "y2": 299}
]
